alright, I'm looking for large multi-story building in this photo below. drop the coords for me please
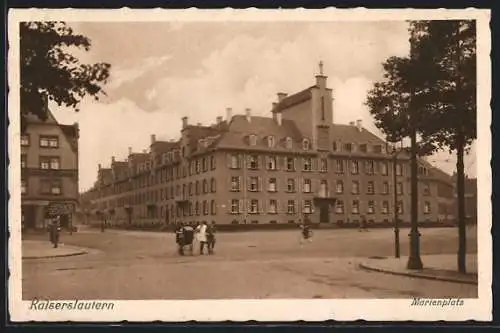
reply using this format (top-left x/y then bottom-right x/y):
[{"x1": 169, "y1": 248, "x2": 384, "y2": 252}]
[
  {"x1": 21, "y1": 110, "x2": 79, "y2": 230},
  {"x1": 81, "y1": 69, "x2": 454, "y2": 227}
]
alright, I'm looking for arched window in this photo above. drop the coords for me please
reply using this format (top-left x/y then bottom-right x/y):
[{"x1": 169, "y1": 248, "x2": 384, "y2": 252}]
[
  {"x1": 285, "y1": 137, "x2": 293, "y2": 149},
  {"x1": 302, "y1": 138, "x2": 311, "y2": 150},
  {"x1": 267, "y1": 136, "x2": 276, "y2": 148}
]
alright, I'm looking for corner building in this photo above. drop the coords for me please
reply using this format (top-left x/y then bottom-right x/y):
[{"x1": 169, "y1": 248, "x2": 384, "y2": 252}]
[
  {"x1": 21, "y1": 111, "x2": 79, "y2": 230},
  {"x1": 82, "y1": 71, "x2": 454, "y2": 227}
]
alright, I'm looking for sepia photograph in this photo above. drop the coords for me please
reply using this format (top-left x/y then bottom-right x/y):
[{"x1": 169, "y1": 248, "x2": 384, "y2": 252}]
[{"x1": 8, "y1": 8, "x2": 491, "y2": 321}]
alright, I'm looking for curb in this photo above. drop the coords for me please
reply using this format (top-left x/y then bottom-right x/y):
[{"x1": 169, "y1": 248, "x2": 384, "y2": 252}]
[
  {"x1": 358, "y1": 263, "x2": 478, "y2": 286},
  {"x1": 23, "y1": 251, "x2": 88, "y2": 260}
]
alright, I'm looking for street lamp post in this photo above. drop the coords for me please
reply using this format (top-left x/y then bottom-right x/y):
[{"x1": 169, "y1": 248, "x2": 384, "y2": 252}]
[{"x1": 391, "y1": 147, "x2": 400, "y2": 259}]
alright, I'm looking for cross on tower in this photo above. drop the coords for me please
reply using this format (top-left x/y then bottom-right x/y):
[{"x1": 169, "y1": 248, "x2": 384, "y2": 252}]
[{"x1": 318, "y1": 60, "x2": 324, "y2": 75}]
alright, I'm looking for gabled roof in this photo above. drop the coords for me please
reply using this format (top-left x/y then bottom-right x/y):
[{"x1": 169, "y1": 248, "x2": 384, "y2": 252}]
[
  {"x1": 330, "y1": 124, "x2": 386, "y2": 146},
  {"x1": 272, "y1": 86, "x2": 315, "y2": 113},
  {"x1": 151, "y1": 140, "x2": 179, "y2": 154}
]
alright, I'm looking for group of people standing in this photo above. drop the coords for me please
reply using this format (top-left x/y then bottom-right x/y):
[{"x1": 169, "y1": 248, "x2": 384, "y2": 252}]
[{"x1": 175, "y1": 221, "x2": 216, "y2": 256}]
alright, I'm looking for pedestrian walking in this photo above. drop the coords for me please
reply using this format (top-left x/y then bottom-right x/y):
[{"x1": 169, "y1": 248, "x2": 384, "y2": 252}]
[
  {"x1": 298, "y1": 217, "x2": 313, "y2": 245},
  {"x1": 49, "y1": 216, "x2": 61, "y2": 248},
  {"x1": 175, "y1": 222, "x2": 185, "y2": 255},
  {"x1": 207, "y1": 221, "x2": 217, "y2": 255},
  {"x1": 182, "y1": 223, "x2": 195, "y2": 256},
  {"x1": 196, "y1": 221, "x2": 208, "y2": 255}
]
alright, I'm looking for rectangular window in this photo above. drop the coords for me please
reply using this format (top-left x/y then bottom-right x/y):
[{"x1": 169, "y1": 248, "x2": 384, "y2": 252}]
[
  {"x1": 40, "y1": 179, "x2": 61, "y2": 195},
  {"x1": 352, "y1": 200, "x2": 360, "y2": 214},
  {"x1": 287, "y1": 200, "x2": 295, "y2": 214},
  {"x1": 335, "y1": 159, "x2": 344, "y2": 174},
  {"x1": 367, "y1": 181, "x2": 375, "y2": 194},
  {"x1": 248, "y1": 155, "x2": 259, "y2": 170},
  {"x1": 231, "y1": 200, "x2": 239, "y2": 214},
  {"x1": 350, "y1": 160, "x2": 359, "y2": 174},
  {"x1": 203, "y1": 180, "x2": 209, "y2": 193},
  {"x1": 39, "y1": 135, "x2": 59, "y2": 148},
  {"x1": 351, "y1": 181, "x2": 360, "y2": 194},
  {"x1": 21, "y1": 154, "x2": 27, "y2": 168},
  {"x1": 230, "y1": 154, "x2": 239, "y2": 169},
  {"x1": 285, "y1": 157, "x2": 295, "y2": 171},
  {"x1": 382, "y1": 181, "x2": 389, "y2": 195},
  {"x1": 396, "y1": 163, "x2": 403, "y2": 176},
  {"x1": 320, "y1": 158, "x2": 328, "y2": 172},
  {"x1": 380, "y1": 162, "x2": 388, "y2": 176},
  {"x1": 202, "y1": 157, "x2": 208, "y2": 172},
  {"x1": 365, "y1": 160, "x2": 374, "y2": 175},
  {"x1": 336, "y1": 180, "x2": 344, "y2": 194},
  {"x1": 267, "y1": 156, "x2": 277, "y2": 170},
  {"x1": 344, "y1": 143, "x2": 352, "y2": 152},
  {"x1": 230, "y1": 176, "x2": 240, "y2": 192},
  {"x1": 382, "y1": 201, "x2": 389, "y2": 214},
  {"x1": 367, "y1": 200, "x2": 375, "y2": 214},
  {"x1": 211, "y1": 178, "x2": 216, "y2": 193},
  {"x1": 268, "y1": 178, "x2": 277, "y2": 192},
  {"x1": 286, "y1": 179, "x2": 295, "y2": 192},
  {"x1": 249, "y1": 176, "x2": 259, "y2": 192},
  {"x1": 189, "y1": 182, "x2": 193, "y2": 196},
  {"x1": 359, "y1": 144, "x2": 367, "y2": 153},
  {"x1": 424, "y1": 201, "x2": 431, "y2": 214},
  {"x1": 303, "y1": 157, "x2": 312, "y2": 171},
  {"x1": 335, "y1": 200, "x2": 344, "y2": 214},
  {"x1": 250, "y1": 199, "x2": 259, "y2": 214},
  {"x1": 203, "y1": 200, "x2": 209, "y2": 215},
  {"x1": 397, "y1": 201, "x2": 404, "y2": 214},
  {"x1": 303, "y1": 200, "x2": 313, "y2": 214},
  {"x1": 211, "y1": 200, "x2": 216, "y2": 215},
  {"x1": 268, "y1": 199, "x2": 278, "y2": 214},
  {"x1": 40, "y1": 156, "x2": 60, "y2": 170},
  {"x1": 373, "y1": 145, "x2": 383, "y2": 153},
  {"x1": 397, "y1": 182, "x2": 403, "y2": 195},
  {"x1": 195, "y1": 160, "x2": 201, "y2": 173},
  {"x1": 21, "y1": 134, "x2": 30, "y2": 147},
  {"x1": 210, "y1": 155, "x2": 216, "y2": 170},
  {"x1": 303, "y1": 179, "x2": 312, "y2": 193}
]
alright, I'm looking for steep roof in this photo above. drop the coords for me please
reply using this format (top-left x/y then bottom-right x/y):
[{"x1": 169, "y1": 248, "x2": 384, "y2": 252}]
[
  {"x1": 215, "y1": 115, "x2": 304, "y2": 150},
  {"x1": 272, "y1": 86, "x2": 315, "y2": 113},
  {"x1": 331, "y1": 124, "x2": 386, "y2": 145}
]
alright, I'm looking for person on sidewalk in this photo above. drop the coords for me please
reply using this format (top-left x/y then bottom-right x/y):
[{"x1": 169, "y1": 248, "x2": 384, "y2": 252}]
[
  {"x1": 49, "y1": 216, "x2": 61, "y2": 248},
  {"x1": 207, "y1": 221, "x2": 217, "y2": 255},
  {"x1": 175, "y1": 222, "x2": 185, "y2": 255},
  {"x1": 196, "y1": 221, "x2": 208, "y2": 255},
  {"x1": 182, "y1": 222, "x2": 195, "y2": 256},
  {"x1": 359, "y1": 215, "x2": 369, "y2": 232}
]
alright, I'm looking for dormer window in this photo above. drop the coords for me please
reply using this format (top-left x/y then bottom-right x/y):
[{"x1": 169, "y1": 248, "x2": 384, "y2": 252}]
[
  {"x1": 249, "y1": 134, "x2": 258, "y2": 146},
  {"x1": 359, "y1": 144, "x2": 367, "y2": 153},
  {"x1": 267, "y1": 136, "x2": 276, "y2": 148},
  {"x1": 285, "y1": 137, "x2": 293, "y2": 149},
  {"x1": 344, "y1": 143, "x2": 352, "y2": 152},
  {"x1": 332, "y1": 141, "x2": 338, "y2": 152},
  {"x1": 302, "y1": 139, "x2": 311, "y2": 151},
  {"x1": 373, "y1": 145, "x2": 383, "y2": 154}
]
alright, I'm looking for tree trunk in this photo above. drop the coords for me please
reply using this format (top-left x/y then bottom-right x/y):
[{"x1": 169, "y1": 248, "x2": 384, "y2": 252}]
[{"x1": 456, "y1": 134, "x2": 467, "y2": 274}]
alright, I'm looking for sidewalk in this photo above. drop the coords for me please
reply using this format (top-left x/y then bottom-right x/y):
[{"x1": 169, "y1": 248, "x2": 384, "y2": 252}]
[
  {"x1": 22, "y1": 240, "x2": 89, "y2": 259},
  {"x1": 359, "y1": 254, "x2": 478, "y2": 285}
]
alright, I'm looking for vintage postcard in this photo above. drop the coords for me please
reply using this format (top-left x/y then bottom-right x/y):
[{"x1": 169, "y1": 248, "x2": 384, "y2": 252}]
[{"x1": 8, "y1": 8, "x2": 491, "y2": 322}]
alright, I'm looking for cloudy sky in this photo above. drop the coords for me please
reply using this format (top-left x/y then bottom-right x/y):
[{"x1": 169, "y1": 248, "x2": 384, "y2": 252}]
[{"x1": 48, "y1": 21, "x2": 476, "y2": 192}]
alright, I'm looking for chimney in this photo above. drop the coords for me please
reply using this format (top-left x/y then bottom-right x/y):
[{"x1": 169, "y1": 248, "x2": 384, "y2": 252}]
[
  {"x1": 128, "y1": 146, "x2": 132, "y2": 155},
  {"x1": 98, "y1": 163, "x2": 102, "y2": 170},
  {"x1": 315, "y1": 60, "x2": 327, "y2": 88},
  {"x1": 216, "y1": 116, "x2": 223, "y2": 124},
  {"x1": 356, "y1": 119, "x2": 363, "y2": 132},
  {"x1": 277, "y1": 92, "x2": 288, "y2": 102},
  {"x1": 111, "y1": 156, "x2": 115, "y2": 164},
  {"x1": 272, "y1": 102, "x2": 278, "y2": 110},
  {"x1": 150, "y1": 134, "x2": 156, "y2": 144},
  {"x1": 142, "y1": 149, "x2": 147, "y2": 154},
  {"x1": 273, "y1": 111, "x2": 283, "y2": 126},
  {"x1": 245, "y1": 108, "x2": 252, "y2": 122},
  {"x1": 349, "y1": 121, "x2": 355, "y2": 126},
  {"x1": 226, "y1": 107, "x2": 233, "y2": 122},
  {"x1": 181, "y1": 116, "x2": 188, "y2": 129}
]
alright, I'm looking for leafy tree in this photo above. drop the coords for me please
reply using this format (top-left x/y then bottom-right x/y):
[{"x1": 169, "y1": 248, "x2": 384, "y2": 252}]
[
  {"x1": 410, "y1": 20, "x2": 476, "y2": 274},
  {"x1": 20, "y1": 21, "x2": 110, "y2": 130}
]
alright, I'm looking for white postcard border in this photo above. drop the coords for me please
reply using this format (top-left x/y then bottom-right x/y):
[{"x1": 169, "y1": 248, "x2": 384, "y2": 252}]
[{"x1": 7, "y1": 8, "x2": 492, "y2": 322}]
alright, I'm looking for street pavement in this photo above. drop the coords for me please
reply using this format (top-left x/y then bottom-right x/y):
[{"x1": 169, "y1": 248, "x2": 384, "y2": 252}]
[{"x1": 22, "y1": 226, "x2": 478, "y2": 300}]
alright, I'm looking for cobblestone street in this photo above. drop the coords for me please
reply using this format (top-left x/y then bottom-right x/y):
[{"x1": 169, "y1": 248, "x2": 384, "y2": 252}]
[{"x1": 22, "y1": 226, "x2": 478, "y2": 300}]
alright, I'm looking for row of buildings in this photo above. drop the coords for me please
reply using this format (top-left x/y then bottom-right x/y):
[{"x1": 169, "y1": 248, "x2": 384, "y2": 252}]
[{"x1": 79, "y1": 69, "x2": 462, "y2": 227}]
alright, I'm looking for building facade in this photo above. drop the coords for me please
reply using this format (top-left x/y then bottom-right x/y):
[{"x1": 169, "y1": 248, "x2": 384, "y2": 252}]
[
  {"x1": 81, "y1": 70, "x2": 454, "y2": 227},
  {"x1": 21, "y1": 111, "x2": 79, "y2": 230}
]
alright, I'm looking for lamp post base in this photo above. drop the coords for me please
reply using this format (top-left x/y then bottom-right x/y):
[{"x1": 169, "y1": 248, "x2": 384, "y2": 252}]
[
  {"x1": 406, "y1": 231, "x2": 423, "y2": 270},
  {"x1": 406, "y1": 256, "x2": 423, "y2": 270}
]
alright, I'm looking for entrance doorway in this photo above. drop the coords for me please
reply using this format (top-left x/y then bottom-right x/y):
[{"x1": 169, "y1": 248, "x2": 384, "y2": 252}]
[
  {"x1": 319, "y1": 204, "x2": 330, "y2": 223},
  {"x1": 22, "y1": 205, "x2": 36, "y2": 229}
]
